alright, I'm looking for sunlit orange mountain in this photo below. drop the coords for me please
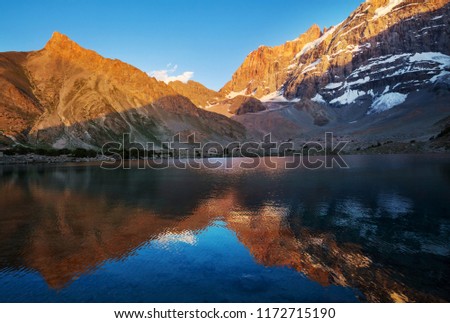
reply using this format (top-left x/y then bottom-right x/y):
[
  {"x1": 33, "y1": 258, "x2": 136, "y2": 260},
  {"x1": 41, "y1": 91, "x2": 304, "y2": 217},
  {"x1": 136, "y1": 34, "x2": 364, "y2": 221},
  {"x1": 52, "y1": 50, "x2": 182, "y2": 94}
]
[
  {"x1": 167, "y1": 80, "x2": 226, "y2": 108},
  {"x1": 0, "y1": 32, "x2": 244, "y2": 149},
  {"x1": 1, "y1": 0, "x2": 449, "y2": 150}
]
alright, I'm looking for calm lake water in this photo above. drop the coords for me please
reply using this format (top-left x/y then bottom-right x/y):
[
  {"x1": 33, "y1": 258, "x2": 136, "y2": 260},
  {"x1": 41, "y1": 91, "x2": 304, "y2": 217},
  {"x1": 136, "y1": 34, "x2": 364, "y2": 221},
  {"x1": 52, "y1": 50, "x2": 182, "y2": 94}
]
[{"x1": 0, "y1": 155, "x2": 449, "y2": 302}]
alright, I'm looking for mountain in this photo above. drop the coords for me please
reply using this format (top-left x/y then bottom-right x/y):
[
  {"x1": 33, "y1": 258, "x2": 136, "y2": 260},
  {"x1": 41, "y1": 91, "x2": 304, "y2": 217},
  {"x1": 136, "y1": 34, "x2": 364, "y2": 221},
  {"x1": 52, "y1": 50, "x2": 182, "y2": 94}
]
[
  {"x1": 222, "y1": 0, "x2": 450, "y2": 101},
  {"x1": 221, "y1": 0, "x2": 450, "y2": 146},
  {"x1": 220, "y1": 24, "x2": 322, "y2": 98},
  {"x1": 167, "y1": 80, "x2": 225, "y2": 108},
  {"x1": 0, "y1": 32, "x2": 245, "y2": 149},
  {"x1": 1, "y1": 0, "x2": 449, "y2": 152}
]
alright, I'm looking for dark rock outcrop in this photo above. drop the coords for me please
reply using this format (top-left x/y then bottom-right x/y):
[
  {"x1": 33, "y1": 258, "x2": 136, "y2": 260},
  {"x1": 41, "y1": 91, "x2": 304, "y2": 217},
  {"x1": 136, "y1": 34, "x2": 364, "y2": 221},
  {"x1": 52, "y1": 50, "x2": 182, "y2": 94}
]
[{"x1": 227, "y1": 96, "x2": 266, "y2": 115}]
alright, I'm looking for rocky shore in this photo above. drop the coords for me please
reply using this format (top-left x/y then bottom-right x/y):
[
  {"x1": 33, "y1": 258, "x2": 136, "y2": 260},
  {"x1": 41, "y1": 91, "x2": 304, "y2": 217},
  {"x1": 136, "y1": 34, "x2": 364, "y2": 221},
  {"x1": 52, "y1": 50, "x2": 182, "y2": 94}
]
[{"x1": 0, "y1": 153, "x2": 115, "y2": 165}]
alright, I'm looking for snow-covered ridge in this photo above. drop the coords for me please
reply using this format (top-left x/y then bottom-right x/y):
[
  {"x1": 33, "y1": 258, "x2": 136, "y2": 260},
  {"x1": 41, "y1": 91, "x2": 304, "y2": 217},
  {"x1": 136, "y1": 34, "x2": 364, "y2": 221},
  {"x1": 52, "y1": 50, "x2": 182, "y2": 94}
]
[{"x1": 294, "y1": 24, "x2": 339, "y2": 60}]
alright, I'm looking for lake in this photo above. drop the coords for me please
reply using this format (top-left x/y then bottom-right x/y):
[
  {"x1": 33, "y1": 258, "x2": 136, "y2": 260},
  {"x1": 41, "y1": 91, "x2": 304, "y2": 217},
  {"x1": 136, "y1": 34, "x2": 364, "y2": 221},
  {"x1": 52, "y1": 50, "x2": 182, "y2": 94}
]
[{"x1": 0, "y1": 155, "x2": 449, "y2": 302}]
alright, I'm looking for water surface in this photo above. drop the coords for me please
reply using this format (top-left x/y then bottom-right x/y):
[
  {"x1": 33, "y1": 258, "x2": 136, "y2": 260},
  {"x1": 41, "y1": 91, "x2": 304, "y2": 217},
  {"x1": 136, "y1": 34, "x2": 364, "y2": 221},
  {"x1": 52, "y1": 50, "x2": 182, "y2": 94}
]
[{"x1": 0, "y1": 155, "x2": 449, "y2": 302}]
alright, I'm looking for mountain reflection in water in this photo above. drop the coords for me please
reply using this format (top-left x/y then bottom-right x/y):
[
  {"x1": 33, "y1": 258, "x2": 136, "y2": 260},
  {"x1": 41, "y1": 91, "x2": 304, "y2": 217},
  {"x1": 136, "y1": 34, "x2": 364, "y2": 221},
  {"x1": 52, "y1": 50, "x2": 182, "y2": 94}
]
[{"x1": 0, "y1": 155, "x2": 449, "y2": 302}]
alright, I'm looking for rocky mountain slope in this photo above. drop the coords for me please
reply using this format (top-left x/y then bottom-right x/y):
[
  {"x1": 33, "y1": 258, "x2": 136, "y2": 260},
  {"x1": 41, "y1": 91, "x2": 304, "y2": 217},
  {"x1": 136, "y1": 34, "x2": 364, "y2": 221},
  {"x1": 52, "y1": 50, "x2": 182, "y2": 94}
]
[
  {"x1": 0, "y1": 33, "x2": 245, "y2": 149},
  {"x1": 222, "y1": 0, "x2": 450, "y2": 101},
  {"x1": 220, "y1": 0, "x2": 450, "y2": 145},
  {"x1": 203, "y1": 95, "x2": 266, "y2": 118},
  {"x1": 220, "y1": 24, "x2": 322, "y2": 98},
  {"x1": 167, "y1": 80, "x2": 225, "y2": 108}
]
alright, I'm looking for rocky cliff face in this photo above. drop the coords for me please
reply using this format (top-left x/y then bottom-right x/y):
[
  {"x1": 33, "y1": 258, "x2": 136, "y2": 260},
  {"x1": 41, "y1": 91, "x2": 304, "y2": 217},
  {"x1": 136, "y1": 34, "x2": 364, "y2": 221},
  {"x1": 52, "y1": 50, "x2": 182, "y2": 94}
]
[
  {"x1": 222, "y1": 0, "x2": 450, "y2": 106},
  {"x1": 221, "y1": 24, "x2": 322, "y2": 98},
  {"x1": 0, "y1": 32, "x2": 245, "y2": 149},
  {"x1": 284, "y1": 0, "x2": 450, "y2": 105},
  {"x1": 220, "y1": 0, "x2": 450, "y2": 145}
]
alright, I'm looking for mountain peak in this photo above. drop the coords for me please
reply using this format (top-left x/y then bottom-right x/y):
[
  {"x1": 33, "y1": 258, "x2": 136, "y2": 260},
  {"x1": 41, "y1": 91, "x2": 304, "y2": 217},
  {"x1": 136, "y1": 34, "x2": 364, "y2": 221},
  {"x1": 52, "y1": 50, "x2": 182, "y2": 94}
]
[
  {"x1": 308, "y1": 24, "x2": 321, "y2": 33},
  {"x1": 49, "y1": 31, "x2": 70, "y2": 42},
  {"x1": 298, "y1": 24, "x2": 321, "y2": 39},
  {"x1": 303, "y1": 24, "x2": 322, "y2": 40},
  {"x1": 44, "y1": 31, "x2": 82, "y2": 52}
]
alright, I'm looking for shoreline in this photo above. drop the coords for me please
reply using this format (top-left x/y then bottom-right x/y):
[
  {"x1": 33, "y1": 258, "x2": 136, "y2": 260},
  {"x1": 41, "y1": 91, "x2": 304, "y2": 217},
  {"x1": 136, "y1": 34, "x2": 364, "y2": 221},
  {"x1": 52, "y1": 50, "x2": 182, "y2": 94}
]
[
  {"x1": 1, "y1": 150, "x2": 449, "y2": 166},
  {"x1": 0, "y1": 153, "x2": 114, "y2": 165}
]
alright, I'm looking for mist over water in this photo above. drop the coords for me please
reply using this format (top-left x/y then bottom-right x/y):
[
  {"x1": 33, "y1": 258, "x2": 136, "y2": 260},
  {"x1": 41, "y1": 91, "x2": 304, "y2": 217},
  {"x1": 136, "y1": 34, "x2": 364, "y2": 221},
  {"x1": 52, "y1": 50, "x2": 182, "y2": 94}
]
[{"x1": 0, "y1": 155, "x2": 449, "y2": 302}]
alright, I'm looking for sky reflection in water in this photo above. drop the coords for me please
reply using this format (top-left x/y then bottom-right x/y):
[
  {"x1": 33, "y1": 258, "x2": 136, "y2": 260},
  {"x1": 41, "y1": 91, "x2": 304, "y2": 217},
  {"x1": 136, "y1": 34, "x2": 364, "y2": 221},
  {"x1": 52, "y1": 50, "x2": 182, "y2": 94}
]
[{"x1": 0, "y1": 155, "x2": 449, "y2": 302}]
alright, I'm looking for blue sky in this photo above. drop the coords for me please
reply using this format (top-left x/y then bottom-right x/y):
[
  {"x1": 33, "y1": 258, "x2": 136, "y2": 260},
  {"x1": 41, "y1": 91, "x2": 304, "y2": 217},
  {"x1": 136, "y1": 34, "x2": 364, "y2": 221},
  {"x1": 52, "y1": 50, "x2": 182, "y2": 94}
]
[{"x1": 0, "y1": 0, "x2": 364, "y2": 90}]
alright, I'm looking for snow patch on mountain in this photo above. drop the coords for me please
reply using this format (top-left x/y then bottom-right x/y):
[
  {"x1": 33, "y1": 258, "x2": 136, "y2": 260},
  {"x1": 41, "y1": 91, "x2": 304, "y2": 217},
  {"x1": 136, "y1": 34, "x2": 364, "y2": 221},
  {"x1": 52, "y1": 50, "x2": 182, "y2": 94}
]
[
  {"x1": 372, "y1": 0, "x2": 406, "y2": 20},
  {"x1": 354, "y1": 53, "x2": 410, "y2": 73},
  {"x1": 431, "y1": 15, "x2": 444, "y2": 20},
  {"x1": 347, "y1": 76, "x2": 371, "y2": 87},
  {"x1": 330, "y1": 89, "x2": 366, "y2": 105},
  {"x1": 340, "y1": 22, "x2": 366, "y2": 37},
  {"x1": 311, "y1": 93, "x2": 326, "y2": 104},
  {"x1": 348, "y1": 52, "x2": 450, "y2": 86},
  {"x1": 302, "y1": 59, "x2": 322, "y2": 74},
  {"x1": 260, "y1": 91, "x2": 300, "y2": 103},
  {"x1": 368, "y1": 92, "x2": 408, "y2": 114},
  {"x1": 227, "y1": 89, "x2": 247, "y2": 99},
  {"x1": 431, "y1": 71, "x2": 450, "y2": 83},
  {"x1": 409, "y1": 52, "x2": 450, "y2": 66},
  {"x1": 294, "y1": 25, "x2": 339, "y2": 59},
  {"x1": 319, "y1": 50, "x2": 450, "y2": 110},
  {"x1": 325, "y1": 82, "x2": 343, "y2": 90}
]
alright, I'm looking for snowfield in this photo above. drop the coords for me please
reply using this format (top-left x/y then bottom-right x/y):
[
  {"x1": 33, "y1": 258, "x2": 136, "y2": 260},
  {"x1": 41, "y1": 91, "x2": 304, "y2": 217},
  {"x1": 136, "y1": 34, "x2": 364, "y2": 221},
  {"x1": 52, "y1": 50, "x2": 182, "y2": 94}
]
[
  {"x1": 320, "y1": 52, "x2": 449, "y2": 108},
  {"x1": 226, "y1": 89, "x2": 247, "y2": 99},
  {"x1": 372, "y1": 0, "x2": 406, "y2": 20},
  {"x1": 330, "y1": 89, "x2": 366, "y2": 105},
  {"x1": 311, "y1": 93, "x2": 326, "y2": 104},
  {"x1": 368, "y1": 92, "x2": 408, "y2": 114},
  {"x1": 260, "y1": 91, "x2": 300, "y2": 103}
]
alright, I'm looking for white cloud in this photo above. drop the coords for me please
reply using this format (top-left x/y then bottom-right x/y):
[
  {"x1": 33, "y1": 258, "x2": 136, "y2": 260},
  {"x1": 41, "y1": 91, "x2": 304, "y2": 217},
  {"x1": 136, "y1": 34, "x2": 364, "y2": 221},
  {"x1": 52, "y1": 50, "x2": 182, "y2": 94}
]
[{"x1": 149, "y1": 63, "x2": 194, "y2": 83}]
